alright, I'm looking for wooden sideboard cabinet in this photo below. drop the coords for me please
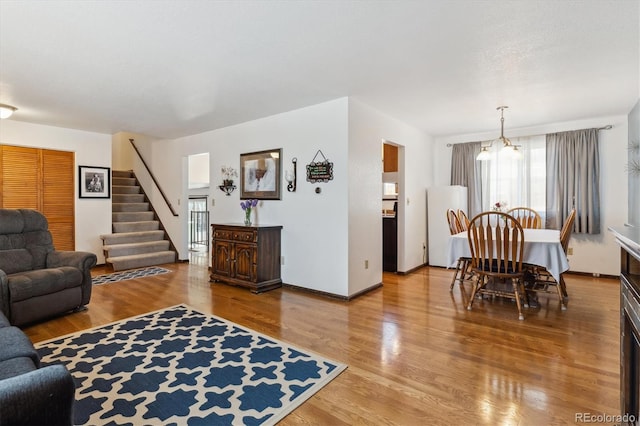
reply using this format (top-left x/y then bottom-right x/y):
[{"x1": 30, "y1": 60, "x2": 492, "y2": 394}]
[{"x1": 210, "y1": 223, "x2": 283, "y2": 293}]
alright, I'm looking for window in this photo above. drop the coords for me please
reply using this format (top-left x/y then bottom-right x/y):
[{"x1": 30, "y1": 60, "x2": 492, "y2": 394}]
[
  {"x1": 479, "y1": 135, "x2": 546, "y2": 222},
  {"x1": 452, "y1": 129, "x2": 599, "y2": 233}
]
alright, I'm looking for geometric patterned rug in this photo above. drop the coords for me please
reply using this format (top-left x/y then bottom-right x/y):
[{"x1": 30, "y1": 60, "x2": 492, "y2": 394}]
[
  {"x1": 92, "y1": 266, "x2": 172, "y2": 285},
  {"x1": 35, "y1": 304, "x2": 347, "y2": 425}
]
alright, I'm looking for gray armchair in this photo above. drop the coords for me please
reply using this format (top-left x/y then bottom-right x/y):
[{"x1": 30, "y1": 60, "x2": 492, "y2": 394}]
[
  {"x1": 0, "y1": 209, "x2": 97, "y2": 326},
  {"x1": 0, "y1": 310, "x2": 75, "y2": 426}
]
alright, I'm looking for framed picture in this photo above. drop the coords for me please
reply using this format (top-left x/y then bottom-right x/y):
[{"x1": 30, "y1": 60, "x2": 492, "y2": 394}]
[
  {"x1": 240, "y1": 148, "x2": 282, "y2": 200},
  {"x1": 78, "y1": 166, "x2": 111, "y2": 199}
]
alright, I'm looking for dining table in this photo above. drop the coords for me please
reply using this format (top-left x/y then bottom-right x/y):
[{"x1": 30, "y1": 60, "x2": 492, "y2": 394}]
[{"x1": 446, "y1": 228, "x2": 570, "y2": 282}]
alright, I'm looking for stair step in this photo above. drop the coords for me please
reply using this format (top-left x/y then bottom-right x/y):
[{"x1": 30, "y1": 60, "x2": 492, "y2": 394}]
[
  {"x1": 113, "y1": 221, "x2": 160, "y2": 233},
  {"x1": 113, "y1": 177, "x2": 137, "y2": 186},
  {"x1": 112, "y1": 211, "x2": 155, "y2": 222},
  {"x1": 112, "y1": 170, "x2": 134, "y2": 178},
  {"x1": 106, "y1": 171, "x2": 176, "y2": 271},
  {"x1": 101, "y1": 230, "x2": 166, "y2": 245},
  {"x1": 107, "y1": 251, "x2": 176, "y2": 272},
  {"x1": 112, "y1": 202, "x2": 150, "y2": 212},
  {"x1": 103, "y1": 240, "x2": 171, "y2": 257},
  {"x1": 113, "y1": 193, "x2": 145, "y2": 203},
  {"x1": 113, "y1": 185, "x2": 141, "y2": 194}
]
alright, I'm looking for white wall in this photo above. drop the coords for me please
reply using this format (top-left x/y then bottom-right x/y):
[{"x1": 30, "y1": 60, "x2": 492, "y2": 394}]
[
  {"x1": 434, "y1": 114, "x2": 629, "y2": 276},
  {"x1": 129, "y1": 97, "x2": 431, "y2": 297},
  {"x1": 131, "y1": 98, "x2": 351, "y2": 295},
  {"x1": 0, "y1": 120, "x2": 112, "y2": 263},
  {"x1": 112, "y1": 132, "x2": 135, "y2": 171},
  {"x1": 347, "y1": 99, "x2": 432, "y2": 295},
  {"x1": 188, "y1": 153, "x2": 209, "y2": 189}
]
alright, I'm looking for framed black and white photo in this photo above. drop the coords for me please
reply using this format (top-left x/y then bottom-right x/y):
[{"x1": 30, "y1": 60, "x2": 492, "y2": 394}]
[
  {"x1": 79, "y1": 166, "x2": 111, "y2": 199},
  {"x1": 240, "y1": 149, "x2": 282, "y2": 200}
]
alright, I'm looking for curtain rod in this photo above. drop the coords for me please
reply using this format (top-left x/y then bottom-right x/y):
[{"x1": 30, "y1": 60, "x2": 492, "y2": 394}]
[{"x1": 446, "y1": 124, "x2": 613, "y2": 147}]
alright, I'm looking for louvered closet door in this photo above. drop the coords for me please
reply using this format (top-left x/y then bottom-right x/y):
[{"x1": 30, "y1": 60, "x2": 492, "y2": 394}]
[
  {"x1": 0, "y1": 145, "x2": 75, "y2": 250},
  {"x1": 0, "y1": 145, "x2": 42, "y2": 209},
  {"x1": 42, "y1": 149, "x2": 75, "y2": 250}
]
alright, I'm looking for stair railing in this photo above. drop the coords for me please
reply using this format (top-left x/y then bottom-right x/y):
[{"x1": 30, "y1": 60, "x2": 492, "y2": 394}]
[{"x1": 129, "y1": 138, "x2": 179, "y2": 217}]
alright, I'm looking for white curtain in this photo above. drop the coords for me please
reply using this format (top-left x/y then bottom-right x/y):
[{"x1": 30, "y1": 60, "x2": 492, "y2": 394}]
[{"x1": 478, "y1": 135, "x2": 546, "y2": 222}]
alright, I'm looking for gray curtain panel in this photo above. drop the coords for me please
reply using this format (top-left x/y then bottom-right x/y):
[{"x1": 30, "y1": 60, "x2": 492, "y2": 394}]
[
  {"x1": 450, "y1": 142, "x2": 482, "y2": 216},
  {"x1": 545, "y1": 128, "x2": 600, "y2": 233}
]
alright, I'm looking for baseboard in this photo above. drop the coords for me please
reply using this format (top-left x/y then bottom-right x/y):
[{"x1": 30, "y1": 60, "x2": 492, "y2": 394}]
[
  {"x1": 282, "y1": 282, "x2": 382, "y2": 301},
  {"x1": 396, "y1": 263, "x2": 427, "y2": 275},
  {"x1": 564, "y1": 270, "x2": 619, "y2": 280}
]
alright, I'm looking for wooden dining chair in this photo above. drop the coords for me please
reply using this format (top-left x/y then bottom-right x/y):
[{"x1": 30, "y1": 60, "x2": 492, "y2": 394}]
[
  {"x1": 457, "y1": 209, "x2": 470, "y2": 231},
  {"x1": 466, "y1": 211, "x2": 527, "y2": 320},
  {"x1": 447, "y1": 209, "x2": 463, "y2": 234},
  {"x1": 447, "y1": 209, "x2": 472, "y2": 291},
  {"x1": 506, "y1": 207, "x2": 542, "y2": 229},
  {"x1": 525, "y1": 208, "x2": 576, "y2": 310}
]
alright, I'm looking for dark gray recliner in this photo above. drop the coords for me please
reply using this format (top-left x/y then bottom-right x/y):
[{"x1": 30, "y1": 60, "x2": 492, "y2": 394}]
[
  {"x1": 0, "y1": 209, "x2": 97, "y2": 326},
  {"x1": 0, "y1": 310, "x2": 75, "y2": 425}
]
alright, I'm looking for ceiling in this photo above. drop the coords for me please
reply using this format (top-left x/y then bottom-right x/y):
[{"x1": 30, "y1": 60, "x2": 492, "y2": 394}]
[{"x1": 0, "y1": 1, "x2": 638, "y2": 140}]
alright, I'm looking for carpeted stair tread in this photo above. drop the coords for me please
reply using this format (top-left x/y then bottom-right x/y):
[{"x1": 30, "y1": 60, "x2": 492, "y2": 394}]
[
  {"x1": 113, "y1": 194, "x2": 145, "y2": 203},
  {"x1": 112, "y1": 202, "x2": 150, "y2": 212},
  {"x1": 103, "y1": 240, "x2": 171, "y2": 257},
  {"x1": 107, "y1": 251, "x2": 176, "y2": 271},
  {"x1": 112, "y1": 220, "x2": 160, "y2": 233},
  {"x1": 113, "y1": 177, "x2": 137, "y2": 186},
  {"x1": 101, "y1": 230, "x2": 166, "y2": 245},
  {"x1": 112, "y1": 211, "x2": 155, "y2": 222},
  {"x1": 112, "y1": 170, "x2": 134, "y2": 178},
  {"x1": 102, "y1": 170, "x2": 177, "y2": 271},
  {"x1": 113, "y1": 185, "x2": 142, "y2": 194}
]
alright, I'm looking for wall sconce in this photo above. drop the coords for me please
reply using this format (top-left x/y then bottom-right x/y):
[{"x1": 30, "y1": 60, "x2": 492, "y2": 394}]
[
  {"x1": 219, "y1": 182, "x2": 236, "y2": 196},
  {"x1": 219, "y1": 165, "x2": 237, "y2": 196},
  {"x1": 285, "y1": 157, "x2": 297, "y2": 192}
]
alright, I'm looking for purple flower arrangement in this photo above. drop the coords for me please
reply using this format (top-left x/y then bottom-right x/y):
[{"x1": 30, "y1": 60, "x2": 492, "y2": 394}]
[{"x1": 241, "y1": 199, "x2": 259, "y2": 225}]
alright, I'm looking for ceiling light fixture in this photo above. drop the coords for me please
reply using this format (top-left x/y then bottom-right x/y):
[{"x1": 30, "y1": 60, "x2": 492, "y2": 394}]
[
  {"x1": 476, "y1": 105, "x2": 522, "y2": 161},
  {"x1": 495, "y1": 105, "x2": 522, "y2": 159},
  {"x1": 0, "y1": 104, "x2": 17, "y2": 119},
  {"x1": 476, "y1": 146, "x2": 491, "y2": 161}
]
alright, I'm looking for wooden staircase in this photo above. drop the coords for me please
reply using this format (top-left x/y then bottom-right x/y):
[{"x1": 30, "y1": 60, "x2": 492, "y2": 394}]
[{"x1": 100, "y1": 170, "x2": 176, "y2": 271}]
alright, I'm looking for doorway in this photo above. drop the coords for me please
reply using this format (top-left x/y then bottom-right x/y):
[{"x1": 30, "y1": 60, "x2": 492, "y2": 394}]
[
  {"x1": 186, "y1": 153, "x2": 210, "y2": 264},
  {"x1": 382, "y1": 141, "x2": 404, "y2": 272}
]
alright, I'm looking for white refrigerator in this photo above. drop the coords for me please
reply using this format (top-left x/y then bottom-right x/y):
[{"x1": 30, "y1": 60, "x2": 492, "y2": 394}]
[{"x1": 427, "y1": 185, "x2": 468, "y2": 267}]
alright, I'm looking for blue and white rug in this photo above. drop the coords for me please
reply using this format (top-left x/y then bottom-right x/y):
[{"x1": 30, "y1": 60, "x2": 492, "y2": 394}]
[
  {"x1": 92, "y1": 266, "x2": 172, "y2": 285},
  {"x1": 36, "y1": 304, "x2": 346, "y2": 425}
]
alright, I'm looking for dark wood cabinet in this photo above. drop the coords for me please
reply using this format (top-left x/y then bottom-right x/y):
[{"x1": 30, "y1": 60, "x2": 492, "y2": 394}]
[
  {"x1": 611, "y1": 226, "x2": 640, "y2": 425},
  {"x1": 210, "y1": 224, "x2": 282, "y2": 293}
]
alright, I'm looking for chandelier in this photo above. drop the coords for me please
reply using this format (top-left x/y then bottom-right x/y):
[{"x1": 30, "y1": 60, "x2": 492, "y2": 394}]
[{"x1": 476, "y1": 106, "x2": 522, "y2": 161}]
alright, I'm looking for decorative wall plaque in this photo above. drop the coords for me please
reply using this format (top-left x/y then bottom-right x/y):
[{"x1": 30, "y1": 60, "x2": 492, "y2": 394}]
[{"x1": 306, "y1": 150, "x2": 334, "y2": 183}]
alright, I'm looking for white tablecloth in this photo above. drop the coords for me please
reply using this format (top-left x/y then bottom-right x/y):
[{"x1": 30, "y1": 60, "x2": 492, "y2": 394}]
[{"x1": 446, "y1": 229, "x2": 570, "y2": 282}]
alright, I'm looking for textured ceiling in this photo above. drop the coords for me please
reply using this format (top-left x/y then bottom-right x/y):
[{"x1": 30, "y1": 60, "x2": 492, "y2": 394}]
[{"x1": 0, "y1": 0, "x2": 638, "y2": 139}]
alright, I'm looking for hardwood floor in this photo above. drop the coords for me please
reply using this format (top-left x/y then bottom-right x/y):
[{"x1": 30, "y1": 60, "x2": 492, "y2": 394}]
[{"x1": 23, "y1": 258, "x2": 620, "y2": 425}]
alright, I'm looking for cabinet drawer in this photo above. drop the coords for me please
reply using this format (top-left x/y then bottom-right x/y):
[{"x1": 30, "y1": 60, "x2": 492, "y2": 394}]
[
  {"x1": 212, "y1": 227, "x2": 257, "y2": 243},
  {"x1": 231, "y1": 230, "x2": 257, "y2": 243},
  {"x1": 213, "y1": 229, "x2": 232, "y2": 240}
]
